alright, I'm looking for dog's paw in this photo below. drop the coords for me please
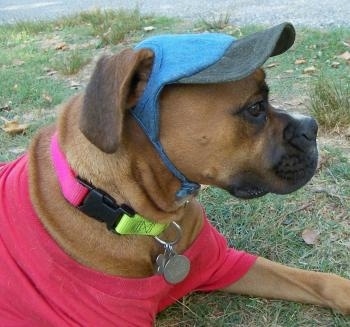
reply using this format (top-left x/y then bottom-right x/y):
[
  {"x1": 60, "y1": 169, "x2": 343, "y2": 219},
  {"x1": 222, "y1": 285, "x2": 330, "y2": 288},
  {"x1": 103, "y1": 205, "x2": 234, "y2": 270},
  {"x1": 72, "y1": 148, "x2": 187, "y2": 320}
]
[{"x1": 322, "y1": 274, "x2": 350, "y2": 315}]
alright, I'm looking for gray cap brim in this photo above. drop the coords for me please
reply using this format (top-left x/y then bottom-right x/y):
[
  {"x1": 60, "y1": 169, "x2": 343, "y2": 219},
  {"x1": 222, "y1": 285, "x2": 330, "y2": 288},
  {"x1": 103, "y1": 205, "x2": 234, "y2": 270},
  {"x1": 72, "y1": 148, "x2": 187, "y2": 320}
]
[{"x1": 178, "y1": 22, "x2": 295, "y2": 84}]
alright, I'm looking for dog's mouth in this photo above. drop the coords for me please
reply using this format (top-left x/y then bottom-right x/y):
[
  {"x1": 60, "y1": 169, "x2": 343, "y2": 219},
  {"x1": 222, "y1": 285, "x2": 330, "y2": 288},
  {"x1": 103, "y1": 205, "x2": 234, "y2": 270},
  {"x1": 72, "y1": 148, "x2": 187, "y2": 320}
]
[
  {"x1": 273, "y1": 153, "x2": 317, "y2": 183},
  {"x1": 226, "y1": 174, "x2": 269, "y2": 199},
  {"x1": 229, "y1": 184, "x2": 268, "y2": 199},
  {"x1": 226, "y1": 151, "x2": 318, "y2": 200}
]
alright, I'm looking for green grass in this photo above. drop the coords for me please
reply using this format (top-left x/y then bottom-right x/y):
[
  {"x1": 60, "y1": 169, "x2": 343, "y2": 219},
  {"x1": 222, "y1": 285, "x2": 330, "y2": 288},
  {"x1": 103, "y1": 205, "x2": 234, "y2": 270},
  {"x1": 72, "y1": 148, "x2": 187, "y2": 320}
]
[
  {"x1": 308, "y1": 78, "x2": 350, "y2": 130},
  {"x1": 263, "y1": 27, "x2": 350, "y2": 102},
  {"x1": 52, "y1": 49, "x2": 91, "y2": 75},
  {"x1": 198, "y1": 13, "x2": 232, "y2": 31},
  {"x1": 0, "y1": 10, "x2": 349, "y2": 326},
  {"x1": 74, "y1": 8, "x2": 145, "y2": 46},
  {"x1": 157, "y1": 150, "x2": 350, "y2": 326}
]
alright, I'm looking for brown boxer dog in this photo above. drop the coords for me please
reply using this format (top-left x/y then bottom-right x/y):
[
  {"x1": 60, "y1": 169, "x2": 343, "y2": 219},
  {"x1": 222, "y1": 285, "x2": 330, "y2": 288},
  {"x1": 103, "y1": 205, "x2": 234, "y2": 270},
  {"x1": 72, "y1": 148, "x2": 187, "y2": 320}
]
[{"x1": 1, "y1": 23, "x2": 349, "y2": 325}]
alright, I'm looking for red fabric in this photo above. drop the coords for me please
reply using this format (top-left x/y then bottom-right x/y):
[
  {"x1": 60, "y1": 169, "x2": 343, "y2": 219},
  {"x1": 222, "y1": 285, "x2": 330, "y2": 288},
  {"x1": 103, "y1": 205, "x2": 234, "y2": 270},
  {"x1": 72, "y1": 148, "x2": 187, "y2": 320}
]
[{"x1": 0, "y1": 155, "x2": 257, "y2": 327}]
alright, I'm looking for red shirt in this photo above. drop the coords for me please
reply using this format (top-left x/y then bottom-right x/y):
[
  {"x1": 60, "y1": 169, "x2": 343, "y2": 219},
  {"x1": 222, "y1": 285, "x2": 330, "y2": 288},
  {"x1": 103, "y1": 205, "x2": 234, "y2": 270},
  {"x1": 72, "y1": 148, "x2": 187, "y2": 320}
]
[{"x1": 0, "y1": 155, "x2": 257, "y2": 326}]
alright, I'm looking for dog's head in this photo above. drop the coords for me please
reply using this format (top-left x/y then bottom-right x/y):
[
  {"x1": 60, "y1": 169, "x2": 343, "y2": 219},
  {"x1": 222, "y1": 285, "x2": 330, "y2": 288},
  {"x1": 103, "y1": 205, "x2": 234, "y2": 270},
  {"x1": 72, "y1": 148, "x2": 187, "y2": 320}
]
[
  {"x1": 159, "y1": 69, "x2": 318, "y2": 199},
  {"x1": 79, "y1": 23, "x2": 318, "y2": 201}
]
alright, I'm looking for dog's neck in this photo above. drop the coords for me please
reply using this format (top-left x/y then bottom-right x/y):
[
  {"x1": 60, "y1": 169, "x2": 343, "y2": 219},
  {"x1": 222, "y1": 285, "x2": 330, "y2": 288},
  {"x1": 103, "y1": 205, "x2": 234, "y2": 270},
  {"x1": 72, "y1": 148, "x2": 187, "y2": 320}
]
[
  {"x1": 56, "y1": 104, "x2": 195, "y2": 226},
  {"x1": 50, "y1": 132, "x2": 170, "y2": 236}
]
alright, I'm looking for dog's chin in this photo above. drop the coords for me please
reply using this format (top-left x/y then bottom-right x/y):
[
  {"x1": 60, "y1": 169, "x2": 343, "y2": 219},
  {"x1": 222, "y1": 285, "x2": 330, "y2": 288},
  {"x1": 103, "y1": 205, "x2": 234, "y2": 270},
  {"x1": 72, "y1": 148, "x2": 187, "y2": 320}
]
[
  {"x1": 228, "y1": 183, "x2": 269, "y2": 199},
  {"x1": 226, "y1": 177, "x2": 309, "y2": 200},
  {"x1": 225, "y1": 173, "x2": 270, "y2": 199},
  {"x1": 226, "y1": 149, "x2": 318, "y2": 200},
  {"x1": 226, "y1": 167, "x2": 317, "y2": 200}
]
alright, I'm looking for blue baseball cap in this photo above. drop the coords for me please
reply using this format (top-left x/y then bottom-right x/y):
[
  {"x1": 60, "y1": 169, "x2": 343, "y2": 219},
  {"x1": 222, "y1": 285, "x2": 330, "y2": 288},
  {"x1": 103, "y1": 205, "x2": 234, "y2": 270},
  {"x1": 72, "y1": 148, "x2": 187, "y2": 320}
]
[{"x1": 131, "y1": 23, "x2": 295, "y2": 199}]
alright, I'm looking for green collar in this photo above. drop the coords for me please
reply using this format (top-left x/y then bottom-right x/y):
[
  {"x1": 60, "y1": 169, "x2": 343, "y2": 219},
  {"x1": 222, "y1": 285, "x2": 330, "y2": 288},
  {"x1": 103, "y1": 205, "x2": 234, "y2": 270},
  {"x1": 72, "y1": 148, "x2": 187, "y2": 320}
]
[
  {"x1": 77, "y1": 178, "x2": 169, "y2": 236},
  {"x1": 115, "y1": 212, "x2": 169, "y2": 236}
]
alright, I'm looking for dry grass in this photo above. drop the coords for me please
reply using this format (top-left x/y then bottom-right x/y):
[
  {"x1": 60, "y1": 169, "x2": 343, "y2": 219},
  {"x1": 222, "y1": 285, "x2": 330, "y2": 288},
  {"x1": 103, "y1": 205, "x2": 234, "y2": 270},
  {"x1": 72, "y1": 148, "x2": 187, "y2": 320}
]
[{"x1": 309, "y1": 78, "x2": 350, "y2": 130}]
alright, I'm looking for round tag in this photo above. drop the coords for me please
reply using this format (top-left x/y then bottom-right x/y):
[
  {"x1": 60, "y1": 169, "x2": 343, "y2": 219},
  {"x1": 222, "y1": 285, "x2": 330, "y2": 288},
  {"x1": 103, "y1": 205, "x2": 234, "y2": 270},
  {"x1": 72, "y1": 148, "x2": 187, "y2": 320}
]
[{"x1": 163, "y1": 255, "x2": 191, "y2": 284}]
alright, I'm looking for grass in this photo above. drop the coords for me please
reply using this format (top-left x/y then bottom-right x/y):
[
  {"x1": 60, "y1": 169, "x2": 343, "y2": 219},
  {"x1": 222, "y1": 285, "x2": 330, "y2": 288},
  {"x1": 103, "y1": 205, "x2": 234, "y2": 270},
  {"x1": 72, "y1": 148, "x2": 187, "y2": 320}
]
[
  {"x1": 53, "y1": 50, "x2": 91, "y2": 75},
  {"x1": 0, "y1": 10, "x2": 349, "y2": 326},
  {"x1": 157, "y1": 155, "x2": 350, "y2": 326},
  {"x1": 71, "y1": 8, "x2": 145, "y2": 46},
  {"x1": 198, "y1": 13, "x2": 232, "y2": 30},
  {"x1": 308, "y1": 78, "x2": 350, "y2": 130},
  {"x1": 263, "y1": 27, "x2": 350, "y2": 104}
]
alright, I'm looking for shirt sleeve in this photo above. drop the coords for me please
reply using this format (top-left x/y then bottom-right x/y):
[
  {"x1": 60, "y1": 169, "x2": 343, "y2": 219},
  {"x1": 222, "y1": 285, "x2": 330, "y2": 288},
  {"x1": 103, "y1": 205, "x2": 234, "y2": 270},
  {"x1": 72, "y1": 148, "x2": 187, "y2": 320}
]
[
  {"x1": 193, "y1": 219, "x2": 257, "y2": 292},
  {"x1": 158, "y1": 211, "x2": 257, "y2": 312}
]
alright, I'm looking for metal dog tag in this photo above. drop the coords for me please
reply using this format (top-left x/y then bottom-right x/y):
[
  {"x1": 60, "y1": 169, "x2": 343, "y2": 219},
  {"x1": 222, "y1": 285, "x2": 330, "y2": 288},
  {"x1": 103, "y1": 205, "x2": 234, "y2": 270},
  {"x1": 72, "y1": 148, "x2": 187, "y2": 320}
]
[
  {"x1": 163, "y1": 254, "x2": 190, "y2": 284},
  {"x1": 154, "y1": 222, "x2": 191, "y2": 284},
  {"x1": 156, "y1": 243, "x2": 173, "y2": 274},
  {"x1": 156, "y1": 254, "x2": 167, "y2": 274}
]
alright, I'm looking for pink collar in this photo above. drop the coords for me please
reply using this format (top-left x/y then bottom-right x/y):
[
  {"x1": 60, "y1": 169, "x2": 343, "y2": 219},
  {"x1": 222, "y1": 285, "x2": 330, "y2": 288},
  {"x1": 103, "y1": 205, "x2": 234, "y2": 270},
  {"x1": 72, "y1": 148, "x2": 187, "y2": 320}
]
[
  {"x1": 50, "y1": 133, "x2": 88, "y2": 206},
  {"x1": 49, "y1": 133, "x2": 169, "y2": 236}
]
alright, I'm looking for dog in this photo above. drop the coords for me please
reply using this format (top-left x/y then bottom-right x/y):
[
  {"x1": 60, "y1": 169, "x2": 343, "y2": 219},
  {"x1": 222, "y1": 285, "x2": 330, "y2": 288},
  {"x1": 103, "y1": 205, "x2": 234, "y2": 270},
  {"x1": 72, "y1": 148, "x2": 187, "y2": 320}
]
[{"x1": 1, "y1": 22, "x2": 349, "y2": 326}]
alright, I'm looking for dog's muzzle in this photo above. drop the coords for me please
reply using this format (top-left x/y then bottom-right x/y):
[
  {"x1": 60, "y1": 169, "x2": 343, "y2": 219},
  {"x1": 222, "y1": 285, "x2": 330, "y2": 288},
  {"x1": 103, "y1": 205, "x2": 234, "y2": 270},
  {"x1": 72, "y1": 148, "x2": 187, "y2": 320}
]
[
  {"x1": 228, "y1": 112, "x2": 318, "y2": 199},
  {"x1": 268, "y1": 112, "x2": 318, "y2": 194},
  {"x1": 274, "y1": 112, "x2": 318, "y2": 184}
]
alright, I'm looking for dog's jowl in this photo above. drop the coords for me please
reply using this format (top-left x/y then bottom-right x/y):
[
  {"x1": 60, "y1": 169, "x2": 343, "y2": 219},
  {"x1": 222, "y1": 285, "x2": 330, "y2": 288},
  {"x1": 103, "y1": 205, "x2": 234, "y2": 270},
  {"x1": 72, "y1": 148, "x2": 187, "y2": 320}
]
[{"x1": 1, "y1": 22, "x2": 349, "y2": 326}]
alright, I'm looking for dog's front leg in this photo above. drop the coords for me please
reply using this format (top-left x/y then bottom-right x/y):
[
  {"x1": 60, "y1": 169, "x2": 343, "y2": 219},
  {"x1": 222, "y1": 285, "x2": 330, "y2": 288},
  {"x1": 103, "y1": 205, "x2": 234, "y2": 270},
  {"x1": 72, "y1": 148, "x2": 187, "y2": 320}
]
[{"x1": 222, "y1": 257, "x2": 350, "y2": 314}]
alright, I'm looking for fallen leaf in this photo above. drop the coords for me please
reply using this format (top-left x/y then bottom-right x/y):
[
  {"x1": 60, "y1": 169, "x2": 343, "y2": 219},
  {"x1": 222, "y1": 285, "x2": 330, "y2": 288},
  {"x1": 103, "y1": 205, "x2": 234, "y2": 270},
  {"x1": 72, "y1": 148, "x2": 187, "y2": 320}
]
[
  {"x1": 46, "y1": 69, "x2": 57, "y2": 76},
  {"x1": 70, "y1": 81, "x2": 81, "y2": 89},
  {"x1": 12, "y1": 59, "x2": 25, "y2": 67},
  {"x1": 143, "y1": 26, "x2": 155, "y2": 32},
  {"x1": 0, "y1": 102, "x2": 12, "y2": 112},
  {"x1": 302, "y1": 228, "x2": 320, "y2": 245},
  {"x1": 223, "y1": 25, "x2": 242, "y2": 36},
  {"x1": 1, "y1": 118, "x2": 29, "y2": 135},
  {"x1": 331, "y1": 61, "x2": 340, "y2": 68},
  {"x1": 295, "y1": 59, "x2": 306, "y2": 65},
  {"x1": 338, "y1": 51, "x2": 350, "y2": 61},
  {"x1": 42, "y1": 93, "x2": 52, "y2": 103},
  {"x1": 283, "y1": 99, "x2": 305, "y2": 106},
  {"x1": 303, "y1": 66, "x2": 317, "y2": 74},
  {"x1": 266, "y1": 62, "x2": 278, "y2": 68},
  {"x1": 55, "y1": 42, "x2": 69, "y2": 51}
]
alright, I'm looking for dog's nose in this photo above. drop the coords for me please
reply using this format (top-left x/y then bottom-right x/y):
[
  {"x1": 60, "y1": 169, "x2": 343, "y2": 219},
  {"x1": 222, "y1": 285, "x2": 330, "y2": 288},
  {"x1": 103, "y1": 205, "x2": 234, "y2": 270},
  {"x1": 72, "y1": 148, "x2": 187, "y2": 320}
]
[{"x1": 283, "y1": 114, "x2": 318, "y2": 151}]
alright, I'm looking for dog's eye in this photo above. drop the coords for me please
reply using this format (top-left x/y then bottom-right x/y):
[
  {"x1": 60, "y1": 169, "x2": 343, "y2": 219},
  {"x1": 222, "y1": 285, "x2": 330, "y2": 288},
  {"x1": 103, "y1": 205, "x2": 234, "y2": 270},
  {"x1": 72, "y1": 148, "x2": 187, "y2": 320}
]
[
  {"x1": 241, "y1": 101, "x2": 268, "y2": 125},
  {"x1": 247, "y1": 101, "x2": 266, "y2": 117},
  {"x1": 238, "y1": 100, "x2": 268, "y2": 125}
]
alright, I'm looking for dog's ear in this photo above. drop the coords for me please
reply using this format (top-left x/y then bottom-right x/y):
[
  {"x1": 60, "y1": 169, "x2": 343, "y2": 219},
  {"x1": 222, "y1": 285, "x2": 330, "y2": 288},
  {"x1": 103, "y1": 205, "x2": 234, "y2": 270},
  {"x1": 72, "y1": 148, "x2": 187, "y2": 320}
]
[{"x1": 79, "y1": 48, "x2": 154, "y2": 153}]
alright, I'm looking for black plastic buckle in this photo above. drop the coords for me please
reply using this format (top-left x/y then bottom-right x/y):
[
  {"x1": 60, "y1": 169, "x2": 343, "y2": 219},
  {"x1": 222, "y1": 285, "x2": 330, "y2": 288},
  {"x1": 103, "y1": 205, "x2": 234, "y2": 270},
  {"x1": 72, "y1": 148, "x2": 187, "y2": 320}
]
[{"x1": 77, "y1": 178, "x2": 135, "y2": 230}]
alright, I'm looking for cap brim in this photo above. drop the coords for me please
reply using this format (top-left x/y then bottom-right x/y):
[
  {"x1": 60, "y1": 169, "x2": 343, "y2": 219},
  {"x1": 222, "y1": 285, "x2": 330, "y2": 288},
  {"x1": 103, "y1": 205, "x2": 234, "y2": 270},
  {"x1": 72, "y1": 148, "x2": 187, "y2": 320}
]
[{"x1": 178, "y1": 22, "x2": 295, "y2": 84}]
